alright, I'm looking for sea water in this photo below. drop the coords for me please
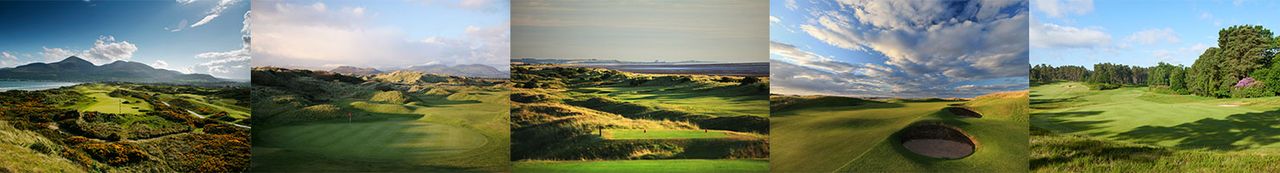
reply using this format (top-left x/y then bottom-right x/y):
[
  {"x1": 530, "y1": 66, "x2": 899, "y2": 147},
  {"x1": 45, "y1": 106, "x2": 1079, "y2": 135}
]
[{"x1": 0, "y1": 80, "x2": 80, "y2": 91}]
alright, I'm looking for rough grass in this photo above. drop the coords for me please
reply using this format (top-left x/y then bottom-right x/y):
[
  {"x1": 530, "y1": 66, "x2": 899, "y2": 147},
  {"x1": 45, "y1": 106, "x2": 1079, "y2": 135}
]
[
  {"x1": 513, "y1": 159, "x2": 768, "y2": 173},
  {"x1": 370, "y1": 90, "x2": 410, "y2": 104},
  {"x1": 1031, "y1": 127, "x2": 1280, "y2": 172},
  {"x1": 771, "y1": 92, "x2": 1029, "y2": 172},
  {"x1": 0, "y1": 121, "x2": 83, "y2": 172}
]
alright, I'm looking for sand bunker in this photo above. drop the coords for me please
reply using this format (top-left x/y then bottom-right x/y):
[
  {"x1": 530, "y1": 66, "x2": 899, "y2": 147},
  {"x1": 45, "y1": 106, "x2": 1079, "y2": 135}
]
[
  {"x1": 897, "y1": 123, "x2": 977, "y2": 159},
  {"x1": 944, "y1": 107, "x2": 983, "y2": 118}
]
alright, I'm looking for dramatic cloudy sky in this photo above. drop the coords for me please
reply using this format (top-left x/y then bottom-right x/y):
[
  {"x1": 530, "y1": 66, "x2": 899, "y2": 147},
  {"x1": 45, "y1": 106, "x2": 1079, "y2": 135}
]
[
  {"x1": 770, "y1": 0, "x2": 1029, "y2": 98},
  {"x1": 251, "y1": 0, "x2": 510, "y2": 70},
  {"x1": 0, "y1": 0, "x2": 249, "y2": 79},
  {"x1": 1031, "y1": 0, "x2": 1280, "y2": 67},
  {"x1": 513, "y1": 0, "x2": 767, "y2": 63}
]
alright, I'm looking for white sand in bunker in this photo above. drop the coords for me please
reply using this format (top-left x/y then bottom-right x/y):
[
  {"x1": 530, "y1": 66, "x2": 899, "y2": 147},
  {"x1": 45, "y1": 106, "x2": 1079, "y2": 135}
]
[{"x1": 902, "y1": 139, "x2": 974, "y2": 159}]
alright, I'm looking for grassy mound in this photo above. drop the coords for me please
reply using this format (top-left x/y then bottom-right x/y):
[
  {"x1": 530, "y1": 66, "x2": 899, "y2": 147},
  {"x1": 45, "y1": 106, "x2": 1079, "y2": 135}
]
[
  {"x1": 944, "y1": 107, "x2": 983, "y2": 118},
  {"x1": 769, "y1": 95, "x2": 873, "y2": 112},
  {"x1": 370, "y1": 90, "x2": 411, "y2": 104},
  {"x1": 266, "y1": 104, "x2": 346, "y2": 125},
  {"x1": 0, "y1": 121, "x2": 82, "y2": 172}
]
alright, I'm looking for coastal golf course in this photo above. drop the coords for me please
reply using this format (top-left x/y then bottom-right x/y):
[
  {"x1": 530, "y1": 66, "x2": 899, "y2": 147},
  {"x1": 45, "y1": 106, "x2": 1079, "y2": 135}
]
[
  {"x1": 771, "y1": 92, "x2": 1029, "y2": 172},
  {"x1": 250, "y1": 67, "x2": 511, "y2": 172},
  {"x1": 1031, "y1": 82, "x2": 1280, "y2": 171},
  {"x1": 251, "y1": 89, "x2": 509, "y2": 172},
  {"x1": 510, "y1": 66, "x2": 769, "y2": 172}
]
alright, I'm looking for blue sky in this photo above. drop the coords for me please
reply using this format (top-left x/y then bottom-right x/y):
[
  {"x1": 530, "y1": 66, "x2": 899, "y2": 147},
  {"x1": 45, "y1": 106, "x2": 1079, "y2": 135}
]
[
  {"x1": 251, "y1": 0, "x2": 510, "y2": 70},
  {"x1": 770, "y1": 0, "x2": 1029, "y2": 98},
  {"x1": 1031, "y1": 0, "x2": 1280, "y2": 68},
  {"x1": 512, "y1": 0, "x2": 767, "y2": 63},
  {"x1": 0, "y1": 0, "x2": 249, "y2": 79}
]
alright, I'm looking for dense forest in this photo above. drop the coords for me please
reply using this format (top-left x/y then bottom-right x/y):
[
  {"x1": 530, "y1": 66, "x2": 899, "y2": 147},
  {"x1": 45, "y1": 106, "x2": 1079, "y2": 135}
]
[{"x1": 1032, "y1": 25, "x2": 1280, "y2": 98}]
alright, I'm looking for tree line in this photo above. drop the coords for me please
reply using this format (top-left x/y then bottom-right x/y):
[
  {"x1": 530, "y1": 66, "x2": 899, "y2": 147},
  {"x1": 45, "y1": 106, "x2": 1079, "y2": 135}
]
[{"x1": 1033, "y1": 25, "x2": 1280, "y2": 98}]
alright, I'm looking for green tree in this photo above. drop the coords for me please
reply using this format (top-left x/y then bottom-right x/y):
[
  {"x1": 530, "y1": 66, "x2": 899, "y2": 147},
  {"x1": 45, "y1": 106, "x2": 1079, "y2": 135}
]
[
  {"x1": 1217, "y1": 25, "x2": 1276, "y2": 81},
  {"x1": 1169, "y1": 65, "x2": 1188, "y2": 94}
]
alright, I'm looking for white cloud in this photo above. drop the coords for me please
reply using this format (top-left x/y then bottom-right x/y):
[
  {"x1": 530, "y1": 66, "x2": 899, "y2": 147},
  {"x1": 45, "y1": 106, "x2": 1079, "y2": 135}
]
[
  {"x1": 252, "y1": 1, "x2": 510, "y2": 69},
  {"x1": 769, "y1": 16, "x2": 780, "y2": 23},
  {"x1": 196, "y1": 48, "x2": 250, "y2": 74},
  {"x1": 41, "y1": 47, "x2": 80, "y2": 62},
  {"x1": 190, "y1": 0, "x2": 241, "y2": 28},
  {"x1": 785, "y1": 0, "x2": 798, "y2": 10},
  {"x1": 1030, "y1": 18, "x2": 1111, "y2": 49},
  {"x1": 1125, "y1": 28, "x2": 1180, "y2": 45},
  {"x1": 85, "y1": 36, "x2": 138, "y2": 63},
  {"x1": 1151, "y1": 43, "x2": 1211, "y2": 65},
  {"x1": 1034, "y1": 0, "x2": 1093, "y2": 18},
  {"x1": 350, "y1": 7, "x2": 365, "y2": 16},
  {"x1": 189, "y1": 10, "x2": 251, "y2": 79},
  {"x1": 0, "y1": 51, "x2": 17, "y2": 67},
  {"x1": 782, "y1": 0, "x2": 1029, "y2": 98},
  {"x1": 459, "y1": 0, "x2": 498, "y2": 10},
  {"x1": 166, "y1": 19, "x2": 189, "y2": 32},
  {"x1": 151, "y1": 60, "x2": 170, "y2": 68},
  {"x1": 176, "y1": 0, "x2": 196, "y2": 5},
  {"x1": 39, "y1": 35, "x2": 138, "y2": 65}
]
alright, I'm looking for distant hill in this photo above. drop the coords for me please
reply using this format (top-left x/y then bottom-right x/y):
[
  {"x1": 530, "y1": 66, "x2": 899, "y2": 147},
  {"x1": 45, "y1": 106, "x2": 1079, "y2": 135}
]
[
  {"x1": 0, "y1": 56, "x2": 225, "y2": 83},
  {"x1": 329, "y1": 66, "x2": 384, "y2": 76},
  {"x1": 401, "y1": 64, "x2": 507, "y2": 78},
  {"x1": 369, "y1": 70, "x2": 451, "y2": 85},
  {"x1": 511, "y1": 58, "x2": 718, "y2": 65}
]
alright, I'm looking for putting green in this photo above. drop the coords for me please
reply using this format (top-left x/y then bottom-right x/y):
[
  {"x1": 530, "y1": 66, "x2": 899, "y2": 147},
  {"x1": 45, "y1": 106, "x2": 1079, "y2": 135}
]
[
  {"x1": 75, "y1": 85, "x2": 151, "y2": 114},
  {"x1": 1031, "y1": 82, "x2": 1280, "y2": 151},
  {"x1": 514, "y1": 159, "x2": 768, "y2": 173},
  {"x1": 576, "y1": 86, "x2": 768, "y2": 117},
  {"x1": 771, "y1": 95, "x2": 1028, "y2": 172},
  {"x1": 604, "y1": 129, "x2": 733, "y2": 140},
  {"x1": 256, "y1": 120, "x2": 487, "y2": 160}
]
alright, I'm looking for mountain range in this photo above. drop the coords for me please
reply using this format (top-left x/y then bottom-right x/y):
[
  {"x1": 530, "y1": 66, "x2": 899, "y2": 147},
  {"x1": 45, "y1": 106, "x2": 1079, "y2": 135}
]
[
  {"x1": 329, "y1": 64, "x2": 508, "y2": 78},
  {"x1": 0, "y1": 56, "x2": 225, "y2": 83},
  {"x1": 329, "y1": 66, "x2": 383, "y2": 76},
  {"x1": 511, "y1": 58, "x2": 718, "y2": 65}
]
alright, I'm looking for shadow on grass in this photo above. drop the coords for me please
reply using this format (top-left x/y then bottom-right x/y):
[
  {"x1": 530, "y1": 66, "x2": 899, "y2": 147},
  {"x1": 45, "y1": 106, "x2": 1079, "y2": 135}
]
[
  {"x1": 1030, "y1": 111, "x2": 1108, "y2": 134},
  {"x1": 1112, "y1": 109, "x2": 1280, "y2": 151},
  {"x1": 769, "y1": 102, "x2": 905, "y2": 118},
  {"x1": 414, "y1": 95, "x2": 482, "y2": 106},
  {"x1": 1030, "y1": 96, "x2": 1081, "y2": 109}
]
